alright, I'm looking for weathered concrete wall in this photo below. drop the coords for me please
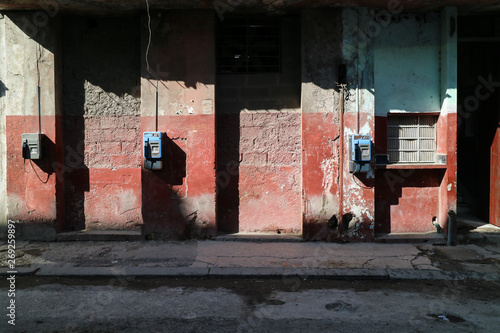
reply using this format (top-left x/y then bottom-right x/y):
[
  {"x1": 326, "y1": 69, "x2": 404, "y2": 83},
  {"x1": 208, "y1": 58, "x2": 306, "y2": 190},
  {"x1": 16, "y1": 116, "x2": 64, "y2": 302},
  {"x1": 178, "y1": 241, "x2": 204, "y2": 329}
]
[
  {"x1": 0, "y1": 7, "x2": 457, "y2": 241},
  {"x1": 141, "y1": 10, "x2": 216, "y2": 239},
  {"x1": 0, "y1": 14, "x2": 7, "y2": 238},
  {"x1": 1, "y1": 12, "x2": 59, "y2": 240},
  {"x1": 301, "y1": 9, "x2": 342, "y2": 240},
  {"x1": 342, "y1": 8, "x2": 376, "y2": 240},
  {"x1": 61, "y1": 16, "x2": 142, "y2": 231},
  {"x1": 301, "y1": 8, "x2": 375, "y2": 241},
  {"x1": 216, "y1": 16, "x2": 302, "y2": 234},
  {"x1": 373, "y1": 9, "x2": 457, "y2": 234}
]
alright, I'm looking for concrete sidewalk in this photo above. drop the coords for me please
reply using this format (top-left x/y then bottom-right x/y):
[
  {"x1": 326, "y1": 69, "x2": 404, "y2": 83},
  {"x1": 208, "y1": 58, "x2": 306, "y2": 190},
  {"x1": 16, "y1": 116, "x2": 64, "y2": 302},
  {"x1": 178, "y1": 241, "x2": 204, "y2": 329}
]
[{"x1": 1, "y1": 240, "x2": 500, "y2": 281}]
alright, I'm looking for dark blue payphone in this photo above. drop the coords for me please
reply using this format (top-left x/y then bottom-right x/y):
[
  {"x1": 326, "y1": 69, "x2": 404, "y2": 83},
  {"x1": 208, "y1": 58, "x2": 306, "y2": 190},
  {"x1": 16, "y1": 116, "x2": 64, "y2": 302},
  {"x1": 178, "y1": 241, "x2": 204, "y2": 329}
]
[{"x1": 143, "y1": 132, "x2": 163, "y2": 170}]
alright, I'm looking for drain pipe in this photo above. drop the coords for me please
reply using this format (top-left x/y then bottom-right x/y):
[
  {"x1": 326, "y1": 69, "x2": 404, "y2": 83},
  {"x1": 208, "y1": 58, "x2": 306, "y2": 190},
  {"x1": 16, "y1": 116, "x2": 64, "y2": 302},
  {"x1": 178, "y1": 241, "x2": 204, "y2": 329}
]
[
  {"x1": 36, "y1": 43, "x2": 42, "y2": 134},
  {"x1": 447, "y1": 210, "x2": 456, "y2": 246},
  {"x1": 337, "y1": 64, "x2": 347, "y2": 231},
  {"x1": 338, "y1": 83, "x2": 346, "y2": 227}
]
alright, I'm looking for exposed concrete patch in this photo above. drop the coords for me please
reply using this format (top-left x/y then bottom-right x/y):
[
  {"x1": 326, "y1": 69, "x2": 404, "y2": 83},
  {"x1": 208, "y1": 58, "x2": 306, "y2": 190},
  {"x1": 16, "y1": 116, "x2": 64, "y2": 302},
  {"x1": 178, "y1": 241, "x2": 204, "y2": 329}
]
[{"x1": 62, "y1": 16, "x2": 140, "y2": 117}]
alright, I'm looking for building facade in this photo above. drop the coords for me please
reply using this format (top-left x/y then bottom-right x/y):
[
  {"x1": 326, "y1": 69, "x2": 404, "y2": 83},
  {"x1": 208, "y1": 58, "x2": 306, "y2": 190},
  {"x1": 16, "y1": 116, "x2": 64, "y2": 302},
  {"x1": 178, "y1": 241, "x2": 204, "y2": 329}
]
[{"x1": 0, "y1": 1, "x2": 498, "y2": 241}]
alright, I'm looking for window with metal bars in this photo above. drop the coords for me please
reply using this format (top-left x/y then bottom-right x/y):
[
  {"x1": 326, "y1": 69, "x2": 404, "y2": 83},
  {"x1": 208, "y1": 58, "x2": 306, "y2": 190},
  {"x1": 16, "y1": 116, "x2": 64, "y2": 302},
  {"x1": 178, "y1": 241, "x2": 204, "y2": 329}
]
[
  {"x1": 387, "y1": 114, "x2": 438, "y2": 163},
  {"x1": 216, "y1": 16, "x2": 281, "y2": 74}
]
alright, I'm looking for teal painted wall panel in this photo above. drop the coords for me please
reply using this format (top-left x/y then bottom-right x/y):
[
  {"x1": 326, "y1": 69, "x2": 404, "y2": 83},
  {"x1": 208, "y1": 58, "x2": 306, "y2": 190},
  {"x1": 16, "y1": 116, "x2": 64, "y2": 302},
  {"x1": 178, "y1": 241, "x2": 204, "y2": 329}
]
[{"x1": 374, "y1": 13, "x2": 441, "y2": 116}]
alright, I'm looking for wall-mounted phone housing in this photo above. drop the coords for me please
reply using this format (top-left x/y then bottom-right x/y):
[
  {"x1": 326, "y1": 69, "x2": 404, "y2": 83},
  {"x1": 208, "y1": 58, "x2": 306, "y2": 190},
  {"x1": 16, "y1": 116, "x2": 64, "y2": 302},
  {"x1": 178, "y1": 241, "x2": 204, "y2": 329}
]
[
  {"x1": 349, "y1": 134, "x2": 371, "y2": 173},
  {"x1": 22, "y1": 133, "x2": 44, "y2": 160},
  {"x1": 143, "y1": 132, "x2": 163, "y2": 170}
]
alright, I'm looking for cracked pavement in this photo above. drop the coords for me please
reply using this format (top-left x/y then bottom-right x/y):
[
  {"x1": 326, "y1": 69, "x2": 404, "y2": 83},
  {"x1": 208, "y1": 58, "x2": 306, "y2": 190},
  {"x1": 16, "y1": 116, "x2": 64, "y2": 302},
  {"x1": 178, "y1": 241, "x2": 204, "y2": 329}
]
[{"x1": 1, "y1": 240, "x2": 500, "y2": 280}]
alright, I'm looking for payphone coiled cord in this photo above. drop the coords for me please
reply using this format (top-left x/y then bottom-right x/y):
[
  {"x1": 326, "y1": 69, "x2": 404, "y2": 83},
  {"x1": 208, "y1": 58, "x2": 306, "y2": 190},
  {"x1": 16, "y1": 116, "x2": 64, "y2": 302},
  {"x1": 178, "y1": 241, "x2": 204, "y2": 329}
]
[
  {"x1": 29, "y1": 160, "x2": 50, "y2": 184},
  {"x1": 23, "y1": 158, "x2": 50, "y2": 184},
  {"x1": 22, "y1": 158, "x2": 31, "y2": 174},
  {"x1": 352, "y1": 164, "x2": 373, "y2": 190}
]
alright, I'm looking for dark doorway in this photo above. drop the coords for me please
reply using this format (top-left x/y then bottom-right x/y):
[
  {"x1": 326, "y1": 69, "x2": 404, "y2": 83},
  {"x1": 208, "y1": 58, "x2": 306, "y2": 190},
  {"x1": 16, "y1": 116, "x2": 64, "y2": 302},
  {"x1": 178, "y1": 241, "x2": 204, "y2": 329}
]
[{"x1": 457, "y1": 15, "x2": 500, "y2": 226}]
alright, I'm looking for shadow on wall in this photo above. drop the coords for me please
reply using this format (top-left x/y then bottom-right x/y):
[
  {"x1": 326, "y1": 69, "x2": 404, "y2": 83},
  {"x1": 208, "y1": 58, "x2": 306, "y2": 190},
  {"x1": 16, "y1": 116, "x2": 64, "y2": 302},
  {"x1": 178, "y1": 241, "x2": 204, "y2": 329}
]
[
  {"x1": 0, "y1": 80, "x2": 7, "y2": 97},
  {"x1": 142, "y1": 10, "x2": 216, "y2": 87},
  {"x1": 141, "y1": 136, "x2": 190, "y2": 239},
  {"x1": 300, "y1": 9, "x2": 371, "y2": 241},
  {"x1": 8, "y1": 11, "x2": 212, "y2": 236},
  {"x1": 139, "y1": 10, "x2": 216, "y2": 238},
  {"x1": 301, "y1": 9, "x2": 345, "y2": 92},
  {"x1": 60, "y1": 16, "x2": 145, "y2": 231},
  {"x1": 30, "y1": 135, "x2": 57, "y2": 179},
  {"x1": 215, "y1": 15, "x2": 302, "y2": 233},
  {"x1": 374, "y1": 169, "x2": 445, "y2": 233}
]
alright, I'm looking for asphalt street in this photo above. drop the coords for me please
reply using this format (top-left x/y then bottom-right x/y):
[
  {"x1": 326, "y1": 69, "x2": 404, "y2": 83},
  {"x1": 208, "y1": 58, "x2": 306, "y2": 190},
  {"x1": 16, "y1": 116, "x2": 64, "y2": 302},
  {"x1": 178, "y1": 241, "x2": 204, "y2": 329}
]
[{"x1": 2, "y1": 277, "x2": 500, "y2": 332}]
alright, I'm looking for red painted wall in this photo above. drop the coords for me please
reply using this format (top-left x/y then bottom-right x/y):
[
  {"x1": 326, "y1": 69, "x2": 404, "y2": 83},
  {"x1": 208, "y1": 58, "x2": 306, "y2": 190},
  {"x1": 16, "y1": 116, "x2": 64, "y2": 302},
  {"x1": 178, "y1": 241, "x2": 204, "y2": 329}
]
[
  {"x1": 301, "y1": 9, "x2": 375, "y2": 241},
  {"x1": 141, "y1": 115, "x2": 216, "y2": 238},
  {"x1": 60, "y1": 115, "x2": 142, "y2": 231},
  {"x1": 215, "y1": 17, "x2": 302, "y2": 234},
  {"x1": 302, "y1": 113, "x2": 340, "y2": 239},
  {"x1": 238, "y1": 112, "x2": 302, "y2": 233},
  {"x1": 374, "y1": 112, "x2": 456, "y2": 234},
  {"x1": 6, "y1": 116, "x2": 57, "y2": 223},
  {"x1": 3, "y1": 9, "x2": 458, "y2": 241},
  {"x1": 375, "y1": 169, "x2": 443, "y2": 233},
  {"x1": 140, "y1": 10, "x2": 216, "y2": 238},
  {"x1": 60, "y1": 16, "x2": 143, "y2": 232}
]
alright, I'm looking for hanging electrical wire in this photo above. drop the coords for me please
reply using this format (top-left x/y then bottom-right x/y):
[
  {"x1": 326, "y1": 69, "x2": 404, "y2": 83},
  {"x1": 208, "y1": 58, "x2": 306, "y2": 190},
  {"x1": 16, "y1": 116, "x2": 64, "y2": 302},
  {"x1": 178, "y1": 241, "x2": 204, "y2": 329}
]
[
  {"x1": 145, "y1": 0, "x2": 152, "y2": 74},
  {"x1": 145, "y1": 0, "x2": 159, "y2": 131}
]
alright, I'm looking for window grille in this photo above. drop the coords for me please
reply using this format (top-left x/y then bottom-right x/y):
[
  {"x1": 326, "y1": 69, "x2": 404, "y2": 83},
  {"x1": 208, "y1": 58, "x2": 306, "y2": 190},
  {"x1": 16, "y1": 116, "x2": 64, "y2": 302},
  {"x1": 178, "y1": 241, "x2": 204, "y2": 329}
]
[
  {"x1": 387, "y1": 114, "x2": 438, "y2": 163},
  {"x1": 217, "y1": 17, "x2": 281, "y2": 74}
]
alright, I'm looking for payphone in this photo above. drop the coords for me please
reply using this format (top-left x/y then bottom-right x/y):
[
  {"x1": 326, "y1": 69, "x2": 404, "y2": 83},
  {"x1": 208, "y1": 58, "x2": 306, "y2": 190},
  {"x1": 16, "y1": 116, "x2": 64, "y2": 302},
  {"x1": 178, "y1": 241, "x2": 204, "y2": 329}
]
[
  {"x1": 22, "y1": 133, "x2": 44, "y2": 160},
  {"x1": 349, "y1": 134, "x2": 372, "y2": 173},
  {"x1": 143, "y1": 132, "x2": 163, "y2": 170}
]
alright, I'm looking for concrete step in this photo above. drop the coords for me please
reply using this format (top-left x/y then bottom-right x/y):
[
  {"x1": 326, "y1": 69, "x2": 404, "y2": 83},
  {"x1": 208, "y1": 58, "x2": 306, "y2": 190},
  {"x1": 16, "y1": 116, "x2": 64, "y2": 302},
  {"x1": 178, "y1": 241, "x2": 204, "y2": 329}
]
[
  {"x1": 214, "y1": 232, "x2": 304, "y2": 242},
  {"x1": 56, "y1": 230, "x2": 144, "y2": 242},
  {"x1": 456, "y1": 233, "x2": 500, "y2": 245},
  {"x1": 374, "y1": 232, "x2": 446, "y2": 244}
]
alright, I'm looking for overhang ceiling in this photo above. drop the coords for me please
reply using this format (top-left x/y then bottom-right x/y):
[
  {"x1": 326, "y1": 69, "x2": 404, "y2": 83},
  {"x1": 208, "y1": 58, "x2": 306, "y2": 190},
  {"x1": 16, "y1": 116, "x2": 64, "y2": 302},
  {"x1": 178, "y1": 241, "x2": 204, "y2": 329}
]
[{"x1": 0, "y1": 0, "x2": 500, "y2": 14}]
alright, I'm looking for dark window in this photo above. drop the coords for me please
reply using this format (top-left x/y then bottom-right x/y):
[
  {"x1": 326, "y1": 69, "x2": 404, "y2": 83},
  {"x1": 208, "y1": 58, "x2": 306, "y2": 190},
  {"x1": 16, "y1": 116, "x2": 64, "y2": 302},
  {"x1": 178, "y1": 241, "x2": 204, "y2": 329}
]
[{"x1": 217, "y1": 16, "x2": 281, "y2": 74}]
